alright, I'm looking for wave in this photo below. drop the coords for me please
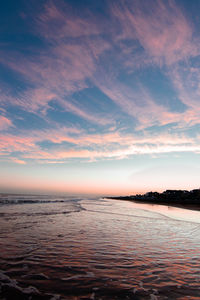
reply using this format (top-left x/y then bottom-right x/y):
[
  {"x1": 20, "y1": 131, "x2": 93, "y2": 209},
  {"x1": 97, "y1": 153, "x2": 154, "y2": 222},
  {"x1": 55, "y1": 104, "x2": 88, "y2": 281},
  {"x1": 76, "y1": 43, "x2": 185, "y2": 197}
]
[
  {"x1": 0, "y1": 270, "x2": 61, "y2": 299},
  {"x1": 0, "y1": 194, "x2": 82, "y2": 205}
]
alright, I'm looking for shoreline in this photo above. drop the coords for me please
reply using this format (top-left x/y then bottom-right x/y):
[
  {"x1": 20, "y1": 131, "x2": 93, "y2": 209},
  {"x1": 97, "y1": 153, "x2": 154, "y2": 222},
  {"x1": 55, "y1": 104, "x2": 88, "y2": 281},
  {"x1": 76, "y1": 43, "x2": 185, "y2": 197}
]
[
  {"x1": 105, "y1": 197, "x2": 200, "y2": 211},
  {"x1": 104, "y1": 189, "x2": 200, "y2": 212}
]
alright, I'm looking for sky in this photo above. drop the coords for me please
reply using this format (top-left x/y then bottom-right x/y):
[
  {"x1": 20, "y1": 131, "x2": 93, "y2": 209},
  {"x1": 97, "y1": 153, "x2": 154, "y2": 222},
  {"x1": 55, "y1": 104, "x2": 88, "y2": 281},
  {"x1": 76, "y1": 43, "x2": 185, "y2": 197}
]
[{"x1": 1, "y1": 0, "x2": 200, "y2": 195}]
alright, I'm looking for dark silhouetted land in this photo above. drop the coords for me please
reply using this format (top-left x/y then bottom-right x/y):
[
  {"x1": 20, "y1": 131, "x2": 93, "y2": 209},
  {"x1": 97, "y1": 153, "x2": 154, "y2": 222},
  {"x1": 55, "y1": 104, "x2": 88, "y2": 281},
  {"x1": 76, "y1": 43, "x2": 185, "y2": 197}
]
[{"x1": 106, "y1": 189, "x2": 200, "y2": 210}]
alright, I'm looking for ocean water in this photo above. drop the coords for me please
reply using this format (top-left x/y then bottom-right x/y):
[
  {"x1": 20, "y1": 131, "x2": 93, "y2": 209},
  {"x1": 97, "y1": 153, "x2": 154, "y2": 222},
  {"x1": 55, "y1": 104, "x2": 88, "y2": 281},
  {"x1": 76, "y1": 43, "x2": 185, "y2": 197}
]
[{"x1": 0, "y1": 194, "x2": 200, "y2": 300}]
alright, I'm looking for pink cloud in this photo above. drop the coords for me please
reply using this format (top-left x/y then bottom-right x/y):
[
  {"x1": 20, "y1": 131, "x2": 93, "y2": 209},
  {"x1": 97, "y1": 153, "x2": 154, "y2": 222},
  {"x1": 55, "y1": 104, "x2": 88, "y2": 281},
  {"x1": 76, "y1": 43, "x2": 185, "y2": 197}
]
[
  {"x1": 11, "y1": 158, "x2": 26, "y2": 165},
  {"x1": 94, "y1": 75, "x2": 186, "y2": 129},
  {"x1": 22, "y1": 142, "x2": 200, "y2": 162},
  {"x1": 1, "y1": 126, "x2": 199, "y2": 164},
  {"x1": 3, "y1": 0, "x2": 195, "y2": 131},
  {"x1": 0, "y1": 0, "x2": 200, "y2": 161},
  {"x1": 0, "y1": 6, "x2": 111, "y2": 125},
  {"x1": 167, "y1": 65, "x2": 200, "y2": 126},
  {"x1": 111, "y1": 0, "x2": 198, "y2": 65},
  {"x1": 0, "y1": 116, "x2": 12, "y2": 130},
  {"x1": 0, "y1": 52, "x2": 111, "y2": 125},
  {"x1": 58, "y1": 99, "x2": 112, "y2": 126},
  {"x1": 0, "y1": 135, "x2": 36, "y2": 153},
  {"x1": 38, "y1": 0, "x2": 102, "y2": 39}
]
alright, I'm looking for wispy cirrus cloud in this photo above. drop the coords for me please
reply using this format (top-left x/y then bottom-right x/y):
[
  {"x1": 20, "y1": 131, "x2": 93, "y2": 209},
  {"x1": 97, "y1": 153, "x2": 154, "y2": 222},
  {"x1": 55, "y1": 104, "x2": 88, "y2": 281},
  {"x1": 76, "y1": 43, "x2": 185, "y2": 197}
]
[
  {"x1": 10, "y1": 158, "x2": 26, "y2": 165},
  {"x1": 0, "y1": 116, "x2": 13, "y2": 130},
  {"x1": 111, "y1": 0, "x2": 198, "y2": 65},
  {"x1": 165, "y1": 63, "x2": 200, "y2": 128},
  {"x1": 0, "y1": 1, "x2": 111, "y2": 126},
  {"x1": 1, "y1": 123, "x2": 199, "y2": 164},
  {"x1": 37, "y1": 0, "x2": 103, "y2": 39},
  {"x1": 1, "y1": 0, "x2": 200, "y2": 168},
  {"x1": 94, "y1": 74, "x2": 189, "y2": 130}
]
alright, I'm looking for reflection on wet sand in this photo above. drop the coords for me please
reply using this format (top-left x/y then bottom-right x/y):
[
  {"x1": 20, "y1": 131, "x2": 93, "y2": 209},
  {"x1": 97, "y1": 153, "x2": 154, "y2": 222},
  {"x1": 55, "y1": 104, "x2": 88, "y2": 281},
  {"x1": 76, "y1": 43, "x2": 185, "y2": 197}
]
[{"x1": 118, "y1": 200, "x2": 200, "y2": 224}]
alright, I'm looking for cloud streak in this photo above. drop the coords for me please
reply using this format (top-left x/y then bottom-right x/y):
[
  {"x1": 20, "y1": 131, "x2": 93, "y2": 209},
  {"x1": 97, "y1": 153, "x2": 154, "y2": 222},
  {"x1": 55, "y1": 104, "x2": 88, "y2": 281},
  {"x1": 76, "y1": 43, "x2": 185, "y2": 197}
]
[
  {"x1": 1, "y1": 0, "x2": 200, "y2": 168},
  {"x1": 111, "y1": 0, "x2": 198, "y2": 65},
  {"x1": 0, "y1": 116, "x2": 13, "y2": 130},
  {"x1": 1, "y1": 124, "x2": 199, "y2": 164}
]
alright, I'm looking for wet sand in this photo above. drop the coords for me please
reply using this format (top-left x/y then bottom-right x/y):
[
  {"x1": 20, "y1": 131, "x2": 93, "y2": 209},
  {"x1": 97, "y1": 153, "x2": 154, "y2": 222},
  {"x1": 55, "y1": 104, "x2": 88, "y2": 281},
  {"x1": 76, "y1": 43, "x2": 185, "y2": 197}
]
[{"x1": 106, "y1": 197, "x2": 200, "y2": 211}]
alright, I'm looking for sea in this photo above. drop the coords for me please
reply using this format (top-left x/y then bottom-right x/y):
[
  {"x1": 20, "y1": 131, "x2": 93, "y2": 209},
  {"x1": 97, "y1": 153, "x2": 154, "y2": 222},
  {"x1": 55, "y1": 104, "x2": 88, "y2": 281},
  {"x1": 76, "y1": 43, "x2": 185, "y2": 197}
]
[{"x1": 0, "y1": 193, "x2": 200, "y2": 300}]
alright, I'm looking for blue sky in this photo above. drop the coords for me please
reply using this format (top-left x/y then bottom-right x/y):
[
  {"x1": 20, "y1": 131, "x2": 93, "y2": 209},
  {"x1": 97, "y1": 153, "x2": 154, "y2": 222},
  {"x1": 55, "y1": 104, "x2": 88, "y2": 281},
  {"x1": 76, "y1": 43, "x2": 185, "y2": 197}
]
[{"x1": 1, "y1": 0, "x2": 200, "y2": 195}]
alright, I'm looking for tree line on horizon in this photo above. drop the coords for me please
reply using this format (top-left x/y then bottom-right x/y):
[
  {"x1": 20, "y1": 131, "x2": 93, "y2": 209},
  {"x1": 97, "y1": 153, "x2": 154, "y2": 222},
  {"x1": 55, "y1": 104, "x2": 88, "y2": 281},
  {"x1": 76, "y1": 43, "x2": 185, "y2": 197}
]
[{"x1": 108, "y1": 189, "x2": 200, "y2": 205}]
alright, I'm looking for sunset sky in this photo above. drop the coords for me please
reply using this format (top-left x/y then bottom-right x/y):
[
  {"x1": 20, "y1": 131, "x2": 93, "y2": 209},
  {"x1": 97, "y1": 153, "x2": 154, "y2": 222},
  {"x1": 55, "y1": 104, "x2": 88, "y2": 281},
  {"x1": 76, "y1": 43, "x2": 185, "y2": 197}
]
[{"x1": 1, "y1": 0, "x2": 200, "y2": 195}]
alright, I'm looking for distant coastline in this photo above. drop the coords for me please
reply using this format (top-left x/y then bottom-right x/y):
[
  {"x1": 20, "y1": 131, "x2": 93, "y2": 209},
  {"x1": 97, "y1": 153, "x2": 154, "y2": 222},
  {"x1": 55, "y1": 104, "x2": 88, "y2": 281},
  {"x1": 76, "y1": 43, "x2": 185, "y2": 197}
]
[{"x1": 105, "y1": 189, "x2": 200, "y2": 211}]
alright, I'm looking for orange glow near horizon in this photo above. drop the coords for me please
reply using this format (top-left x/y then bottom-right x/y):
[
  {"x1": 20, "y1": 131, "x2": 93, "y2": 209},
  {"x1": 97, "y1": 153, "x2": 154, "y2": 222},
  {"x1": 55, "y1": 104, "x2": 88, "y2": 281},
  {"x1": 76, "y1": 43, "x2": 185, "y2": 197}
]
[
  {"x1": 1, "y1": 164, "x2": 200, "y2": 196},
  {"x1": 0, "y1": 175, "x2": 145, "y2": 196}
]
